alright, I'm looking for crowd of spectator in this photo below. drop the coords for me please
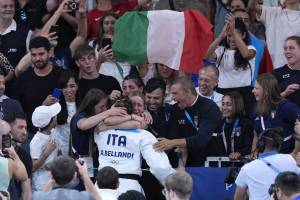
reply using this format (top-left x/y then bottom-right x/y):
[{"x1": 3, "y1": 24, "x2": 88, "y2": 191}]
[{"x1": 0, "y1": 0, "x2": 300, "y2": 199}]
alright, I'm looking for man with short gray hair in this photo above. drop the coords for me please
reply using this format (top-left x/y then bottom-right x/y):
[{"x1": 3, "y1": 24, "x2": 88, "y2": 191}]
[{"x1": 164, "y1": 171, "x2": 193, "y2": 200}]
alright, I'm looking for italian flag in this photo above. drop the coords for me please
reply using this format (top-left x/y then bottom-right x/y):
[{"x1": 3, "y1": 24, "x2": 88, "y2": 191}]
[{"x1": 113, "y1": 9, "x2": 213, "y2": 74}]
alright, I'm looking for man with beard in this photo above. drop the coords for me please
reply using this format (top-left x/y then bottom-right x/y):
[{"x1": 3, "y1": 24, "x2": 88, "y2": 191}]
[
  {"x1": 153, "y1": 77, "x2": 222, "y2": 167},
  {"x1": 5, "y1": 111, "x2": 32, "y2": 200},
  {"x1": 145, "y1": 77, "x2": 170, "y2": 138},
  {"x1": 13, "y1": 36, "x2": 63, "y2": 137},
  {"x1": 142, "y1": 77, "x2": 171, "y2": 200}
]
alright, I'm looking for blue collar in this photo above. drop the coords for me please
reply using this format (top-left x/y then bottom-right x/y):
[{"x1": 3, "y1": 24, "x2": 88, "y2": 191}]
[{"x1": 259, "y1": 151, "x2": 278, "y2": 159}]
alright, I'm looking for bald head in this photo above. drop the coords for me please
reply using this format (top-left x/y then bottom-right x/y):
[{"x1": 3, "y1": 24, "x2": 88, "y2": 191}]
[
  {"x1": 198, "y1": 65, "x2": 219, "y2": 96},
  {"x1": 0, "y1": 120, "x2": 11, "y2": 135}
]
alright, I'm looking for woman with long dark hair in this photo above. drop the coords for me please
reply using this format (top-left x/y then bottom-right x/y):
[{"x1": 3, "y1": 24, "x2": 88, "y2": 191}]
[
  {"x1": 205, "y1": 16, "x2": 256, "y2": 114},
  {"x1": 251, "y1": 73, "x2": 300, "y2": 154},
  {"x1": 154, "y1": 63, "x2": 180, "y2": 105},
  {"x1": 89, "y1": 12, "x2": 137, "y2": 86},
  {"x1": 207, "y1": 91, "x2": 253, "y2": 158},
  {"x1": 70, "y1": 89, "x2": 126, "y2": 162},
  {"x1": 54, "y1": 70, "x2": 79, "y2": 155}
]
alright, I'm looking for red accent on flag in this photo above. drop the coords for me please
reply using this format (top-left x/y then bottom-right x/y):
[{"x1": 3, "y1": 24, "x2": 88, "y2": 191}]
[
  {"x1": 259, "y1": 46, "x2": 273, "y2": 74},
  {"x1": 179, "y1": 10, "x2": 213, "y2": 74}
]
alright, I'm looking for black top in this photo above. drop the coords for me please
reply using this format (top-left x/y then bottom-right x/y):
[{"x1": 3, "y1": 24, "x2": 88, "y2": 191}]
[
  {"x1": 206, "y1": 118, "x2": 254, "y2": 157},
  {"x1": 78, "y1": 74, "x2": 121, "y2": 103},
  {"x1": 273, "y1": 64, "x2": 300, "y2": 107},
  {"x1": 14, "y1": 0, "x2": 48, "y2": 30},
  {"x1": 55, "y1": 14, "x2": 76, "y2": 53},
  {"x1": 147, "y1": 105, "x2": 171, "y2": 138},
  {"x1": 13, "y1": 67, "x2": 63, "y2": 133},
  {"x1": 70, "y1": 112, "x2": 93, "y2": 156},
  {"x1": 167, "y1": 96, "x2": 222, "y2": 167},
  {"x1": 0, "y1": 25, "x2": 29, "y2": 67}
]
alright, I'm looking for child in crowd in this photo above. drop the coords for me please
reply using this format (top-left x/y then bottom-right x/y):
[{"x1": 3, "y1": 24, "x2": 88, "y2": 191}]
[{"x1": 30, "y1": 103, "x2": 61, "y2": 191}]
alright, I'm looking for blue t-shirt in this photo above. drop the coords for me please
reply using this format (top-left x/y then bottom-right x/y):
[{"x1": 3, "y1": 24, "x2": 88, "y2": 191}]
[{"x1": 70, "y1": 112, "x2": 94, "y2": 156}]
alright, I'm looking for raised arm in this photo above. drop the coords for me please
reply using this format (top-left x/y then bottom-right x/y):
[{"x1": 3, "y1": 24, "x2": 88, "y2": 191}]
[
  {"x1": 77, "y1": 107, "x2": 127, "y2": 131},
  {"x1": 40, "y1": 0, "x2": 68, "y2": 36},
  {"x1": 70, "y1": 0, "x2": 87, "y2": 57},
  {"x1": 32, "y1": 139, "x2": 56, "y2": 171},
  {"x1": 76, "y1": 160, "x2": 102, "y2": 200},
  {"x1": 6, "y1": 147, "x2": 28, "y2": 182},
  {"x1": 204, "y1": 23, "x2": 228, "y2": 61},
  {"x1": 228, "y1": 14, "x2": 256, "y2": 60}
]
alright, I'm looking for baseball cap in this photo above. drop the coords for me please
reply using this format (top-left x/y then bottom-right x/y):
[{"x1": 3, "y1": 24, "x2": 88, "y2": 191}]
[{"x1": 32, "y1": 103, "x2": 61, "y2": 128}]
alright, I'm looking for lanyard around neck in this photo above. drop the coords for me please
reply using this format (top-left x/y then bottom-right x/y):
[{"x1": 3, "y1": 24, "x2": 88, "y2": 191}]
[
  {"x1": 222, "y1": 118, "x2": 240, "y2": 153},
  {"x1": 258, "y1": 151, "x2": 280, "y2": 174},
  {"x1": 184, "y1": 110, "x2": 198, "y2": 130}
]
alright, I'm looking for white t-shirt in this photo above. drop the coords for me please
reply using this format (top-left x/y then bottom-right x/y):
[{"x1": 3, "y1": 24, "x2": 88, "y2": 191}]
[
  {"x1": 258, "y1": 6, "x2": 300, "y2": 68},
  {"x1": 53, "y1": 102, "x2": 76, "y2": 155},
  {"x1": 215, "y1": 45, "x2": 256, "y2": 88},
  {"x1": 96, "y1": 188, "x2": 118, "y2": 200},
  {"x1": 235, "y1": 153, "x2": 300, "y2": 200},
  {"x1": 195, "y1": 88, "x2": 223, "y2": 109},
  {"x1": 140, "y1": 63, "x2": 155, "y2": 85},
  {"x1": 99, "y1": 61, "x2": 131, "y2": 87},
  {"x1": 30, "y1": 131, "x2": 59, "y2": 191},
  {"x1": 94, "y1": 129, "x2": 175, "y2": 193}
]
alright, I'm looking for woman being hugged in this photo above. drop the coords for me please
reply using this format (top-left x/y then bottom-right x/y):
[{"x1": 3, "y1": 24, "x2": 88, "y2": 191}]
[
  {"x1": 251, "y1": 73, "x2": 300, "y2": 154},
  {"x1": 205, "y1": 15, "x2": 256, "y2": 114}
]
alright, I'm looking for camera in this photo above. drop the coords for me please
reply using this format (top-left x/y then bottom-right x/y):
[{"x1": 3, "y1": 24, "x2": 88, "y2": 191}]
[
  {"x1": 225, "y1": 167, "x2": 239, "y2": 185},
  {"x1": 269, "y1": 184, "x2": 279, "y2": 200},
  {"x1": 67, "y1": 0, "x2": 79, "y2": 11}
]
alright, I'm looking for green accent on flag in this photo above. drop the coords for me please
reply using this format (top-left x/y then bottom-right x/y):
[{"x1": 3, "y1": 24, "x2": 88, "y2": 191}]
[{"x1": 113, "y1": 11, "x2": 149, "y2": 65}]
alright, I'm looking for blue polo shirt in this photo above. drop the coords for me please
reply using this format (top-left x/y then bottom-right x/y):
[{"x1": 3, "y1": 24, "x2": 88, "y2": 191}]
[{"x1": 70, "y1": 112, "x2": 94, "y2": 156}]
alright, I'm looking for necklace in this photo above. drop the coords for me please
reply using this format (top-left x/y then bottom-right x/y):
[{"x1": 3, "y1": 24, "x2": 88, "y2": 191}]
[{"x1": 284, "y1": 9, "x2": 300, "y2": 22}]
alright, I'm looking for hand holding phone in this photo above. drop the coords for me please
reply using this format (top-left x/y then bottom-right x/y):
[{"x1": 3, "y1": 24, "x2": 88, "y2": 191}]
[
  {"x1": 50, "y1": 25, "x2": 59, "y2": 35},
  {"x1": 102, "y1": 38, "x2": 112, "y2": 49},
  {"x1": 2, "y1": 134, "x2": 12, "y2": 157}
]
